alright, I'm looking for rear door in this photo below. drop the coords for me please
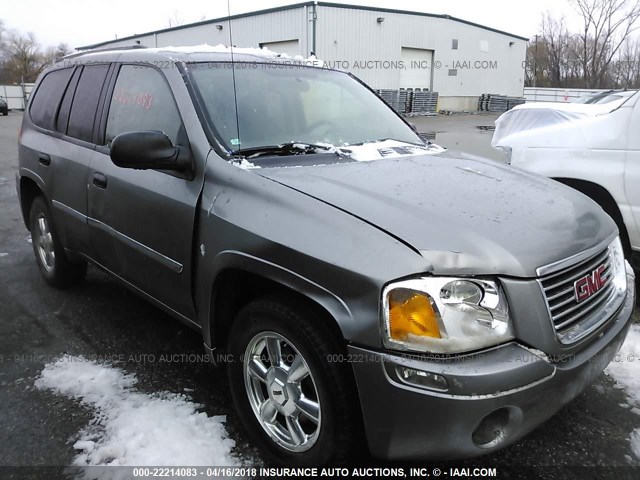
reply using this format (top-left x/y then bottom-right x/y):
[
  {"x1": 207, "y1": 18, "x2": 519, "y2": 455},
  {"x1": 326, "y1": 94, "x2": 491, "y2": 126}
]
[
  {"x1": 87, "y1": 64, "x2": 203, "y2": 320},
  {"x1": 22, "y1": 65, "x2": 111, "y2": 256},
  {"x1": 49, "y1": 64, "x2": 112, "y2": 254}
]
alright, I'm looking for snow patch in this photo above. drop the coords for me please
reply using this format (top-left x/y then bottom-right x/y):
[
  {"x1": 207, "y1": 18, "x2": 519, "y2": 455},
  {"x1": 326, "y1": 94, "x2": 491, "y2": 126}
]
[
  {"x1": 151, "y1": 44, "x2": 324, "y2": 66},
  {"x1": 631, "y1": 429, "x2": 640, "y2": 460},
  {"x1": 605, "y1": 324, "x2": 640, "y2": 406},
  {"x1": 340, "y1": 139, "x2": 445, "y2": 161},
  {"x1": 232, "y1": 158, "x2": 260, "y2": 170},
  {"x1": 604, "y1": 324, "x2": 640, "y2": 461},
  {"x1": 35, "y1": 355, "x2": 240, "y2": 466},
  {"x1": 0, "y1": 252, "x2": 8, "y2": 257}
]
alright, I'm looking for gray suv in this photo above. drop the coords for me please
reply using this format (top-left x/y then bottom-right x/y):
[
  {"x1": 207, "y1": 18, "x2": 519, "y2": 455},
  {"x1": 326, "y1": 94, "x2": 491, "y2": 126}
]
[{"x1": 17, "y1": 46, "x2": 636, "y2": 465}]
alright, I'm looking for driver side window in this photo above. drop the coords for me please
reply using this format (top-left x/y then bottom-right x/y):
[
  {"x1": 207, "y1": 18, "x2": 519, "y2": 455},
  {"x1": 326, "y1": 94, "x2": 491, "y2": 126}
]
[{"x1": 105, "y1": 65, "x2": 183, "y2": 145}]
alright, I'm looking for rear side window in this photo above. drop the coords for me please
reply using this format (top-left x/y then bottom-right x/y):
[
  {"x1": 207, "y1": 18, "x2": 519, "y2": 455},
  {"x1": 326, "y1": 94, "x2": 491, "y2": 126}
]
[
  {"x1": 105, "y1": 65, "x2": 183, "y2": 145},
  {"x1": 29, "y1": 68, "x2": 73, "y2": 130},
  {"x1": 67, "y1": 64, "x2": 110, "y2": 142},
  {"x1": 56, "y1": 68, "x2": 82, "y2": 134}
]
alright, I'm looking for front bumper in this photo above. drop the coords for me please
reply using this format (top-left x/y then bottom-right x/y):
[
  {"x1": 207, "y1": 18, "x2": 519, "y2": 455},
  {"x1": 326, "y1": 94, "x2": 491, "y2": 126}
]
[{"x1": 350, "y1": 265, "x2": 636, "y2": 460}]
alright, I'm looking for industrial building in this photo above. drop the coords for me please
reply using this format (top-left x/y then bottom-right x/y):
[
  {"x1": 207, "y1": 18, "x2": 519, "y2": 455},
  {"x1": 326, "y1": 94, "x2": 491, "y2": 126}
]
[{"x1": 78, "y1": 2, "x2": 528, "y2": 111}]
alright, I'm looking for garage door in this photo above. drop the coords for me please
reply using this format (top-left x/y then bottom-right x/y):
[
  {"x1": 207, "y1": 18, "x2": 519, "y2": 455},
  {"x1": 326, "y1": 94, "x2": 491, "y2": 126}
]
[
  {"x1": 400, "y1": 47, "x2": 434, "y2": 90},
  {"x1": 259, "y1": 40, "x2": 301, "y2": 58}
]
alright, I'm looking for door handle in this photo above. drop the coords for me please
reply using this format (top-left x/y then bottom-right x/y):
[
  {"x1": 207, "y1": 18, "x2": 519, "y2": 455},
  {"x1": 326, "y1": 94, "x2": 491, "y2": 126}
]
[
  {"x1": 38, "y1": 153, "x2": 51, "y2": 166},
  {"x1": 92, "y1": 172, "x2": 108, "y2": 189}
]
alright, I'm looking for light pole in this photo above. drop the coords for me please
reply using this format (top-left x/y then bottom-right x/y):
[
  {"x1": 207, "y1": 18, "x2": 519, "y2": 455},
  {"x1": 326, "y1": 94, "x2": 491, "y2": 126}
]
[{"x1": 532, "y1": 34, "x2": 539, "y2": 88}]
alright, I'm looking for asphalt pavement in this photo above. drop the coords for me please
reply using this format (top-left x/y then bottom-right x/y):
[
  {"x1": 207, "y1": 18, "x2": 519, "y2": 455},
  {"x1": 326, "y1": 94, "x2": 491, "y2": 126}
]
[{"x1": 0, "y1": 112, "x2": 638, "y2": 474}]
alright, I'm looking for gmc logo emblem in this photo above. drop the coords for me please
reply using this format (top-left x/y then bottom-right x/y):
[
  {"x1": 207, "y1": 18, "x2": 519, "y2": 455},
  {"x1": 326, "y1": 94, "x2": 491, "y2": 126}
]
[{"x1": 574, "y1": 264, "x2": 608, "y2": 303}]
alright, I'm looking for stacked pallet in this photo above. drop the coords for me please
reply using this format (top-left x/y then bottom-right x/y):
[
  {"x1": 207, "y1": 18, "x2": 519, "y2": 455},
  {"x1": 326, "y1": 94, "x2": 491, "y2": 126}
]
[
  {"x1": 375, "y1": 89, "x2": 439, "y2": 115},
  {"x1": 506, "y1": 97, "x2": 525, "y2": 110},
  {"x1": 478, "y1": 94, "x2": 525, "y2": 112},
  {"x1": 407, "y1": 89, "x2": 439, "y2": 114},
  {"x1": 376, "y1": 89, "x2": 406, "y2": 113}
]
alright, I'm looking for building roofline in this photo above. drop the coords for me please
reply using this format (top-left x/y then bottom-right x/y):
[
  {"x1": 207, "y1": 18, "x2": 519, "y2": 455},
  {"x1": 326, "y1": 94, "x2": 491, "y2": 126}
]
[
  {"x1": 77, "y1": 1, "x2": 529, "y2": 50},
  {"x1": 320, "y1": 3, "x2": 530, "y2": 41}
]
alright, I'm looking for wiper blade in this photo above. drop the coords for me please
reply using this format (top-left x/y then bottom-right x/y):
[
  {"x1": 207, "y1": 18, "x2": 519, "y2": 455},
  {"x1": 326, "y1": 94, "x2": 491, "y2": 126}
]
[{"x1": 232, "y1": 142, "x2": 332, "y2": 158}]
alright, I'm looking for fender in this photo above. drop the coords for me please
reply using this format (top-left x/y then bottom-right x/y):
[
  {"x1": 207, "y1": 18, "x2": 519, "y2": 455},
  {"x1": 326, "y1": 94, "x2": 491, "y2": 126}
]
[
  {"x1": 202, "y1": 250, "x2": 355, "y2": 350},
  {"x1": 17, "y1": 167, "x2": 48, "y2": 227}
]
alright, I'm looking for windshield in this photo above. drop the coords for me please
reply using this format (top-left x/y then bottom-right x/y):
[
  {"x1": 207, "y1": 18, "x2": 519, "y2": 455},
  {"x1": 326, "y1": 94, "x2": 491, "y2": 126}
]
[{"x1": 188, "y1": 62, "x2": 422, "y2": 154}]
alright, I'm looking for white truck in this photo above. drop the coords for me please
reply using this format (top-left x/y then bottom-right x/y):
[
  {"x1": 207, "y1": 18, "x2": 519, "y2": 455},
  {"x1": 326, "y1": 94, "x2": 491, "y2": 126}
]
[{"x1": 492, "y1": 98, "x2": 640, "y2": 270}]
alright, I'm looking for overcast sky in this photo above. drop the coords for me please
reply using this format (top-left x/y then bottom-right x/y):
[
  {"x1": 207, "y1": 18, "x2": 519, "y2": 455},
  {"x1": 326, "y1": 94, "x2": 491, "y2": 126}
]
[{"x1": 2, "y1": 0, "x2": 582, "y2": 49}]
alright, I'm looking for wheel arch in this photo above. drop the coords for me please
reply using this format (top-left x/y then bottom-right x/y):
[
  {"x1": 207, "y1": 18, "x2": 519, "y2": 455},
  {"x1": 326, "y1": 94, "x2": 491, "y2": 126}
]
[
  {"x1": 205, "y1": 252, "x2": 355, "y2": 354},
  {"x1": 18, "y1": 173, "x2": 46, "y2": 230},
  {"x1": 553, "y1": 177, "x2": 632, "y2": 255}
]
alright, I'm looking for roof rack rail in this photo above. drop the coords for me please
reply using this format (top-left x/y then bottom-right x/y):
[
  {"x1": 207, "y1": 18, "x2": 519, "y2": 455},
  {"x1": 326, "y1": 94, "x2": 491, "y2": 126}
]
[{"x1": 61, "y1": 44, "x2": 148, "y2": 61}]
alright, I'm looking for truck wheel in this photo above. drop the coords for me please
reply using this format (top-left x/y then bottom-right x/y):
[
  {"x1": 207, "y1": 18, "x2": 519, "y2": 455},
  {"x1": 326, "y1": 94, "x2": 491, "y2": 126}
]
[
  {"x1": 227, "y1": 296, "x2": 358, "y2": 465},
  {"x1": 29, "y1": 196, "x2": 87, "y2": 288}
]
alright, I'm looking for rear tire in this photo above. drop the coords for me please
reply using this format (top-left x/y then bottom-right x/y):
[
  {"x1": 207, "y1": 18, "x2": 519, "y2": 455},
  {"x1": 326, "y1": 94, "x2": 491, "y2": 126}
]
[
  {"x1": 227, "y1": 296, "x2": 359, "y2": 465},
  {"x1": 29, "y1": 196, "x2": 87, "y2": 288}
]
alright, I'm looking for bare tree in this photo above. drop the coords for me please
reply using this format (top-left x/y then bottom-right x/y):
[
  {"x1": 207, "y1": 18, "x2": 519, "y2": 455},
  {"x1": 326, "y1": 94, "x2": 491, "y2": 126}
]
[
  {"x1": 571, "y1": 0, "x2": 640, "y2": 87},
  {"x1": 611, "y1": 37, "x2": 640, "y2": 87},
  {"x1": 525, "y1": 14, "x2": 572, "y2": 87},
  {"x1": 541, "y1": 12, "x2": 570, "y2": 87},
  {"x1": 167, "y1": 11, "x2": 183, "y2": 28},
  {"x1": 2, "y1": 31, "x2": 42, "y2": 82},
  {"x1": 42, "y1": 43, "x2": 73, "y2": 66}
]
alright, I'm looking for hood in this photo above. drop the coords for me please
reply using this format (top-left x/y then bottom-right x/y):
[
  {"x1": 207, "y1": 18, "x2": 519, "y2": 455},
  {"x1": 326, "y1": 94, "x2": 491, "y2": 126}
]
[
  {"x1": 258, "y1": 152, "x2": 616, "y2": 278},
  {"x1": 492, "y1": 100, "x2": 634, "y2": 149}
]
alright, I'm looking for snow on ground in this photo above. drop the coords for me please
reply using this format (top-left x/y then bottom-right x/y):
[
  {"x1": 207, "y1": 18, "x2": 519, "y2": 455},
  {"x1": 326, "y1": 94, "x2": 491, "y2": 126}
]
[
  {"x1": 604, "y1": 324, "x2": 640, "y2": 460},
  {"x1": 35, "y1": 355, "x2": 240, "y2": 466}
]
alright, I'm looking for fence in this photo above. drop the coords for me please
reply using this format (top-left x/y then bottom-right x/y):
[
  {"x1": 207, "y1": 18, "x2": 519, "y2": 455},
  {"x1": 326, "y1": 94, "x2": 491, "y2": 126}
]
[
  {"x1": 375, "y1": 88, "x2": 439, "y2": 115},
  {"x1": 523, "y1": 87, "x2": 609, "y2": 103},
  {"x1": 0, "y1": 83, "x2": 35, "y2": 110}
]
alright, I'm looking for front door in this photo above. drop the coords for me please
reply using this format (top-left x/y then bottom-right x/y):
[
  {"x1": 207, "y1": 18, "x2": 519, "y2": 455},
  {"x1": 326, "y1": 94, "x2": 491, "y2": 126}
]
[{"x1": 88, "y1": 64, "x2": 203, "y2": 320}]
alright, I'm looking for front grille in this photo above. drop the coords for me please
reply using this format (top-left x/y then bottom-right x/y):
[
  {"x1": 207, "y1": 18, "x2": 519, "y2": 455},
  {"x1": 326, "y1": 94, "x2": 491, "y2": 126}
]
[{"x1": 539, "y1": 247, "x2": 614, "y2": 335}]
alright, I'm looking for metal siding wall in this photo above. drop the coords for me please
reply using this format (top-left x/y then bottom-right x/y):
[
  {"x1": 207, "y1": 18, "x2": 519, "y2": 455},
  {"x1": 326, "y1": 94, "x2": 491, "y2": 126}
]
[
  {"x1": 81, "y1": 6, "x2": 525, "y2": 97},
  {"x1": 95, "y1": 34, "x2": 156, "y2": 49},
  {"x1": 315, "y1": 6, "x2": 525, "y2": 96},
  {"x1": 151, "y1": 8, "x2": 308, "y2": 54},
  {"x1": 229, "y1": 7, "x2": 308, "y2": 54}
]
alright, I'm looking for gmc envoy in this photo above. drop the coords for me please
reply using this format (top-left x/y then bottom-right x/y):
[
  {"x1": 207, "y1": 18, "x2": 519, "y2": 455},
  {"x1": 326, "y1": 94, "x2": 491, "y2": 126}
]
[{"x1": 17, "y1": 46, "x2": 636, "y2": 464}]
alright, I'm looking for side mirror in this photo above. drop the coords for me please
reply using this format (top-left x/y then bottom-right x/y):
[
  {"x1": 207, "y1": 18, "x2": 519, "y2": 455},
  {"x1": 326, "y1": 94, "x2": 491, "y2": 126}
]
[{"x1": 110, "y1": 131, "x2": 190, "y2": 171}]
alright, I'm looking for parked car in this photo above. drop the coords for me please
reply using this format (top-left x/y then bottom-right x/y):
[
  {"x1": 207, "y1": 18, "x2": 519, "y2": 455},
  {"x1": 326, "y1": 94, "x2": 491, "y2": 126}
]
[
  {"x1": 574, "y1": 90, "x2": 636, "y2": 105},
  {"x1": 0, "y1": 96, "x2": 8, "y2": 115},
  {"x1": 492, "y1": 94, "x2": 640, "y2": 272},
  {"x1": 18, "y1": 46, "x2": 635, "y2": 465}
]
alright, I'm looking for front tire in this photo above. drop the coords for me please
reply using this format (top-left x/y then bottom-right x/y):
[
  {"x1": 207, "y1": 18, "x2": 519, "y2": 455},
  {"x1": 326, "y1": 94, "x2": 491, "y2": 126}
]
[
  {"x1": 227, "y1": 296, "x2": 359, "y2": 465},
  {"x1": 29, "y1": 196, "x2": 87, "y2": 288}
]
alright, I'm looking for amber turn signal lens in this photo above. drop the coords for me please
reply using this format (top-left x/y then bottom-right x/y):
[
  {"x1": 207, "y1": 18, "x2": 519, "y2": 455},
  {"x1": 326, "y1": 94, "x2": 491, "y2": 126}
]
[{"x1": 388, "y1": 290, "x2": 441, "y2": 341}]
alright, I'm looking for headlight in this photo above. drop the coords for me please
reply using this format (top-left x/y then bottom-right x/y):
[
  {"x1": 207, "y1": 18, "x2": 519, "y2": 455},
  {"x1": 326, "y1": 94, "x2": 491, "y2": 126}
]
[
  {"x1": 608, "y1": 236, "x2": 627, "y2": 292},
  {"x1": 382, "y1": 277, "x2": 514, "y2": 354},
  {"x1": 495, "y1": 146, "x2": 512, "y2": 164}
]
